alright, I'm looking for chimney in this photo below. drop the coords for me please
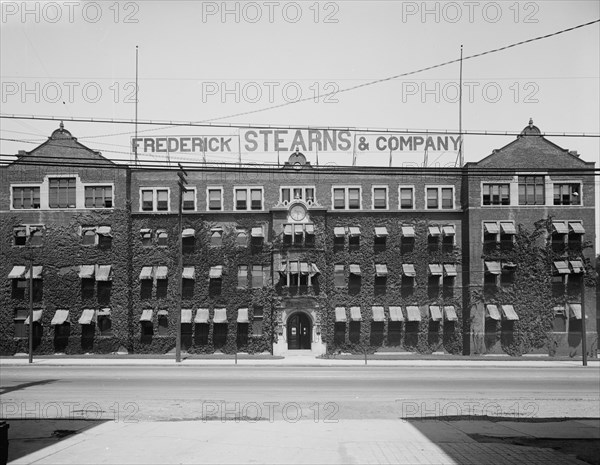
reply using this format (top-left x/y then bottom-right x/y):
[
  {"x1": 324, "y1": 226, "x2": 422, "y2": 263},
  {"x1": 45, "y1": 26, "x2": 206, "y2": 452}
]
[{"x1": 569, "y1": 150, "x2": 580, "y2": 158}]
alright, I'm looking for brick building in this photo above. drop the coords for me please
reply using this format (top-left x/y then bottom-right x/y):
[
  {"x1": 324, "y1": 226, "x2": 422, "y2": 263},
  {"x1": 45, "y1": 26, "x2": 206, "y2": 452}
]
[{"x1": 1, "y1": 120, "x2": 597, "y2": 357}]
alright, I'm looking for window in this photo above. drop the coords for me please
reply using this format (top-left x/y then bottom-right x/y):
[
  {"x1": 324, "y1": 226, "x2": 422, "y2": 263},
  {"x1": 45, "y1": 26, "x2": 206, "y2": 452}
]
[
  {"x1": 208, "y1": 188, "x2": 223, "y2": 210},
  {"x1": 237, "y1": 265, "x2": 248, "y2": 288},
  {"x1": 140, "y1": 229, "x2": 152, "y2": 246},
  {"x1": 236, "y1": 229, "x2": 248, "y2": 246},
  {"x1": 399, "y1": 187, "x2": 414, "y2": 209},
  {"x1": 372, "y1": 186, "x2": 388, "y2": 209},
  {"x1": 12, "y1": 186, "x2": 40, "y2": 209},
  {"x1": 251, "y1": 265, "x2": 265, "y2": 288},
  {"x1": 14, "y1": 227, "x2": 27, "y2": 246},
  {"x1": 14, "y1": 309, "x2": 28, "y2": 338},
  {"x1": 82, "y1": 227, "x2": 97, "y2": 246},
  {"x1": 182, "y1": 188, "x2": 196, "y2": 210},
  {"x1": 332, "y1": 187, "x2": 361, "y2": 210},
  {"x1": 85, "y1": 186, "x2": 113, "y2": 208},
  {"x1": 334, "y1": 264, "x2": 345, "y2": 287},
  {"x1": 235, "y1": 188, "x2": 263, "y2": 211},
  {"x1": 518, "y1": 176, "x2": 545, "y2": 205},
  {"x1": 140, "y1": 188, "x2": 169, "y2": 212},
  {"x1": 483, "y1": 221, "x2": 515, "y2": 252},
  {"x1": 210, "y1": 229, "x2": 223, "y2": 246},
  {"x1": 552, "y1": 306, "x2": 566, "y2": 332},
  {"x1": 426, "y1": 187, "x2": 454, "y2": 209},
  {"x1": 281, "y1": 187, "x2": 315, "y2": 204},
  {"x1": 157, "y1": 230, "x2": 168, "y2": 247},
  {"x1": 252, "y1": 307, "x2": 264, "y2": 337},
  {"x1": 158, "y1": 312, "x2": 168, "y2": 336},
  {"x1": 98, "y1": 311, "x2": 113, "y2": 336},
  {"x1": 13, "y1": 225, "x2": 43, "y2": 247},
  {"x1": 482, "y1": 184, "x2": 510, "y2": 205},
  {"x1": 49, "y1": 178, "x2": 76, "y2": 208},
  {"x1": 553, "y1": 183, "x2": 580, "y2": 205}
]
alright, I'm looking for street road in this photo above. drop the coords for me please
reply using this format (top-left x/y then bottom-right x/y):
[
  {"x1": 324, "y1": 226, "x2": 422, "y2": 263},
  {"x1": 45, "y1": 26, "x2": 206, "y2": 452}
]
[{"x1": 1, "y1": 366, "x2": 599, "y2": 422}]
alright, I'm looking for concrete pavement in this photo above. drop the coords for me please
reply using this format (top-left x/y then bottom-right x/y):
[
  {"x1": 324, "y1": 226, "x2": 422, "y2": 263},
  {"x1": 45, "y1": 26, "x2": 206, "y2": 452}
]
[{"x1": 5, "y1": 418, "x2": 598, "y2": 464}]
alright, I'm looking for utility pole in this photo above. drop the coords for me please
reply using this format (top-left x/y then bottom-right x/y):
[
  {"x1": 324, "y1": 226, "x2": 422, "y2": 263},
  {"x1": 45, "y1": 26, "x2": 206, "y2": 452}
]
[
  {"x1": 581, "y1": 275, "x2": 587, "y2": 366},
  {"x1": 28, "y1": 258, "x2": 33, "y2": 364},
  {"x1": 176, "y1": 163, "x2": 189, "y2": 363}
]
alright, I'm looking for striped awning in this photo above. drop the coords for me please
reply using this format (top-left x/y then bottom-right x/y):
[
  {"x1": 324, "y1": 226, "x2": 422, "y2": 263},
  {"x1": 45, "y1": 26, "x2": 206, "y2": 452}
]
[
  {"x1": 209, "y1": 266, "x2": 223, "y2": 279},
  {"x1": 155, "y1": 266, "x2": 168, "y2": 280},
  {"x1": 334, "y1": 227, "x2": 345, "y2": 237},
  {"x1": 78, "y1": 309, "x2": 97, "y2": 325},
  {"x1": 552, "y1": 221, "x2": 568, "y2": 234},
  {"x1": 374, "y1": 227, "x2": 388, "y2": 237},
  {"x1": 428, "y1": 226, "x2": 441, "y2": 236},
  {"x1": 237, "y1": 308, "x2": 249, "y2": 323},
  {"x1": 139, "y1": 266, "x2": 153, "y2": 280},
  {"x1": 8, "y1": 265, "x2": 27, "y2": 279},
  {"x1": 389, "y1": 306, "x2": 403, "y2": 322},
  {"x1": 251, "y1": 227, "x2": 264, "y2": 237},
  {"x1": 375, "y1": 264, "x2": 388, "y2": 277},
  {"x1": 97, "y1": 226, "x2": 112, "y2": 236},
  {"x1": 350, "y1": 306, "x2": 362, "y2": 321},
  {"x1": 568, "y1": 303, "x2": 582, "y2": 319},
  {"x1": 79, "y1": 265, "x2": 95, "y2": 279},
  {"x1": 195, "y1": 308, "x2": 209, "y2": 324},
  {"x1": 349, "y1": 264, "x2": 361, "y2": 275},
  {"x1": 24, "y1": 310, "x2": 43, "y2": 324},
  {"x1": 443, "y1": 264, "x2": 457, "y2": 276},
  {"x1": 95, "y1": 265, "x2": 112, "y2": 281},
  {"x1": 429, "y1": 306, "x2": 442, "y2": 321},
  {"x1": 484, "y1": 222, "x2": 500, "y2": 234},
  {"x1": 372, "y1": 306, "x2": 385, "y2": 322},
  {"x1": 402, "y1": 264, "x2": 416, "y2": 277},
  {"x1": 485, "y1": 261, "x2": 501, "y2": 275},
  {"x1": 182, "y1": 228, "x2": 195, "y2": 238},
  {"x1": 30, "y1": 266, "x2": 43, "y2": 279},
  {"x1": 182, "y1": 266, "x2": 195, "y2": 279},
  {"x1": 569, "y1": 260, "x2": 584, "y2": 273},
  {"x1": 181, "y1": 309, "x2": 193, "y2": 324},
  {"x1": 501, "y1": 305, "x2": 519, "y2": 321},
  {"x1": 442, "y1": 225, "x2": 455, "y2": 236},
  {"x1": 335, "y1": 307, "x2": 347, "y2": 322},
  {"x1": 348, "y1": 226, "x2": 361, "y2": 237},
  {"x1": 401, "y1": 226, "x2": 415, "y2": 237},
  {"x1": 500, "y1": 222, "x2": 516, "y2": 234},
  {"x1": 405, "y1": 306, "x2": 421, "y2": 321},
  {"x1": 569, "y1": 222, "x2": 585, "y2": 234},
  {"x1": 428, "y1": 264, "x2": 443, "y2": 276},
  {"x1": 485, "y1": 304, "x2": 501, "y2": 320},
  {"x1": 51, "y1": 309, "x2": 70, "y2": 325},
  {"x1": 213, "y1": 308, "x2": 227, "y2": 323},
  {"x1": 553, "y1": 261, "x2": 571, "y2": 274},
  {"x1": 443, "y1": 306, "x2": 458, "y2": 321},
  {"x1": 140, "y1": 309, "x2": 153, "y2": 322}
]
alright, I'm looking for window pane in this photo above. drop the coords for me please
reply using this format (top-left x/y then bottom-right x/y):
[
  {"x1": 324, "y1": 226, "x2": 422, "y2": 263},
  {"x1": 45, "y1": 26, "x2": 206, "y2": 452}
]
[
  {"x1": 182, "y1": 190, "x2": 195, "y2": 210},
  {"x1": 157, "y1": 190, "x2": 168, "y2": 211},
  {"x1": 238, "y1": 265, "x2": 248, "y2": 287},
  {"x1": 236, "y1": 189, "x2": 247, "y2": 210},
  {"x1": 441, "y1": 188, "x2": 453, "y2": 209},
  {"x1": 250, "y1": 189, "x2": 262, "y2": 210},
  {"x1": 142, "y1": 190, "x2": 154, "y2": 211},
  {"x1": 333, "y1": 189, "x2": 345, "y2": 209},
  {"x1": 281, "y1": 188, "x2": 290, "y2": 203},
  {"x1": 209, "y1": 189, "x2": 222, "y2": 210},
  {"x1": 210, "y1": 231, "x2": 222, "y2": 246},
  {"x1": 252, "y1": 265, "x2": 263, "y2": 288},
  {"x1": 400, "y1": 188, "x2": 413, "y2": 209},
  {"x1": 305, "y1": 188, "x2": 314, "y2": 202},
  {"x1": 348, "y1": 188, "x2": 360, "y2": 209},
  {"x1": 334, "y1": 264, "x2": 345, "y2": 286},
  {"x1": 373, "y1": 188, "x2": 386, "y2": 209},
  {"x1": 426, "y1": 188, "x2": 438, "y2": 209}
]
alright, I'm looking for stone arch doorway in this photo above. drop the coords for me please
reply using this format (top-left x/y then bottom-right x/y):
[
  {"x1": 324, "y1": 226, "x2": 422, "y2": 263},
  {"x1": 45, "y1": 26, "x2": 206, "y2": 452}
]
[{"x1": 287, "y1": 312, "x2": 312, "y2": 350}]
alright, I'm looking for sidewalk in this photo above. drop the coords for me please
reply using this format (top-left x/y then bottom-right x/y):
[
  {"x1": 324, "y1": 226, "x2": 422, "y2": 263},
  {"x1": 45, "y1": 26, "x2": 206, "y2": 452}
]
[{"x1": 5, "y1": 418, "x2": 599, "y2": 464}]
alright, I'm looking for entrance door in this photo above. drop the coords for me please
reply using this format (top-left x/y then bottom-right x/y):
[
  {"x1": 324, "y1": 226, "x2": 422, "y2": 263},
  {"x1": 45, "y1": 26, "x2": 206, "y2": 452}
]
[{"x1": 287, "y1": 313, "x2": 311, "y2": 350}]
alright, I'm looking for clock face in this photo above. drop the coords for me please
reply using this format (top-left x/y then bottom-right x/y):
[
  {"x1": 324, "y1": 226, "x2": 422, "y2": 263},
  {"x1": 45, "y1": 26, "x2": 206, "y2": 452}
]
[{"x1": 289, "y1": 204, "x2": 306, "y2": 221}]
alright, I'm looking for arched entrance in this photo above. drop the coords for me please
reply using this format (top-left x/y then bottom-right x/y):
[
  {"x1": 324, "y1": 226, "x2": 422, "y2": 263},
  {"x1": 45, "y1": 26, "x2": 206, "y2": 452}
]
[{"x1": 287, "y1": 312, "x2": 311, "y2": 350}]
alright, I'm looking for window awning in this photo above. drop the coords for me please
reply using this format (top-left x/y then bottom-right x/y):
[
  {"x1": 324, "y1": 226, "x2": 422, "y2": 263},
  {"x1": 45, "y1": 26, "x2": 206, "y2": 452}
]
[
  {"x1": 333, "y1": 227, "x2": 345, "y2": 237},
  {"x1": 372, "y1": 306, "x2": 385, "y2": 322},
  {"x1": 554, "y1": 261, "x2": 571, "y2": 274},
  {"x1": 442, "y1": 225, "x2": 455, "y2": 236},
  {"x1": 79, "y1": 265, "x2": 95, "y2": 279},
  {"x1": 502, "y1": 262, "x2": 517, "y2": 270},
  {"x1": 251, "y1": 227, "x2": 264, "y2": 237},
  {"x1": 288, "y1": 261, "x2": 299, "y2": 273},
  {"x1": 389, "y1": 306, "x2": 403, "y2": 322},
  {"x1": 484, "y1": 222, "x2": 500, "y2": 234},
  {"x1": 213, "y1": 308, "x2": 227, "y2": 323},
  {"x1": 51, "y1": 309, "x2": 70, "y2": 325},
  {"x1": 181, "y1": 309, "x2": 193, "y2": 324},
  {"x1": 500, "y1": 222, "x2": 516, "y2": 235},
  {"x1": 155, "y1": 266, "x2": 168, "y2": 280},
  {"x1": 24, "y1": 310, "x2": 43, "y2": 324},
  {"x1": 501, "y1": 305, "x2": 519, "y2": 321},
  {"x1": 195, "y1": 308, "x2": 209, "y2": 324},
  {"x1": 350, "y1": 306, "x2": 362, "y2": 321},
  {"x1": 293, "y1": 224, "x2": 304, "y2": 235},
  {"x1": 237, "y1": 308, "x2": 249, "y2": 323},
  {"x1": 283, "y1": 224, "x2": 293, "y2": 236},
  {"x1": 485, "y1": 304, "x2": 501, "y2": 320},
  {"x1": 485, "y1": 261, "x2": 501, "y2": 275},
  {"x1": 429, "y1": 264, "x2": 443, "y2": 276},
  {"x1": 443, "y1": 306, "x2": 458, "y2": 321},
  {"x1": 182, "y1": 228, "x2": 195, "y2": 238},
  {"x1": 140, "y1": 309, "x2": 153, "y2": 322},
  {"x1": 569, "y1": 260, "x2": 584, "y2": 273},
  {"x1": 78, "y1": 309, "x2": 97, "y2": 325},
  {"x1": 98, "y1": 308, "x2": 111, "y2": 316},
  {"x1": 310, "y1": 264, "x2": 320, "y2": 276},
  {"x1": 374, "y1": 227, "x2": 388, "y2": 237},
  {"x1": 335, "y1": 307, "x2": 346, "y2": 322},
  {"x1": 443, "y1": 264, "x2": 457, "y2": 277},
  {"x1": 305, "y1": 224, "x2": 314, "y2": 235},
  {"x1": 402, "y1": 264, "x2": 416, "y2": 277},
  {"x1": 157, "y1": 310, "x2": 168, "y2": 317},
  {"x1": 97, "y1": 226, "x2": 112, "y2": 237},
  {"x1": 95, "y1": 265, "x2": 112, "y2": 281},
  {"x1": 406, "y1": 306, "x2": 421, "y2": 322},
  {"x1": 568, "y1": 303, "x2": 582, "y2": 319},
  {"x1": 140, "y1": 228, "x2": 151, "y2": 235},
  {"x1": 300, "y1": 262, "x2": 310, "y2": 275},
  {"x1": 429, "y1": 306, "x2": 442, "y2": 321},
  {"x1": 349, "y1": 264, "x2": 361, "y2": 275},
  {"x1": 139, "y1": 266, "x2": 153, "y2": 280},
  {"x1": 428, "y1": 226, "x2": 441, "y2": 236},
  {"x1": 375, "y1": 264, "x2": 388, "y2": 277},
  {"x1": 569, "y1": 222, "x2": 585, "y2": 234},
  {"x1": 401, "y1": 226, "x2": 415, "y2": 237},
  {"x1": 209, "y1": 266, "x2": 223, "y2": 279},
  {"x1": 348, "y1": 226, "x2": 361, "y2": 237},
  {"x1": 28, "y1": 266, "x2": 43, "y2": 279},
  {"x1": 8, "y1": 265, "x2": 27, "y2": 279},
  {"x1": 552, "y1": 221, "x2": 568, "y2": 234},
  {"x1": 182, "y1": 266, "x2": 195, "y2": 279}
]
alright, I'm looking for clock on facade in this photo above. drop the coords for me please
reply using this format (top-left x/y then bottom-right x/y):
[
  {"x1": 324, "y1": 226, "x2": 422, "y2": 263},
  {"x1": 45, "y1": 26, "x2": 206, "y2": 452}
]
[{"x1": 289, "y1": 203, "x2": 307, "y2": 221}]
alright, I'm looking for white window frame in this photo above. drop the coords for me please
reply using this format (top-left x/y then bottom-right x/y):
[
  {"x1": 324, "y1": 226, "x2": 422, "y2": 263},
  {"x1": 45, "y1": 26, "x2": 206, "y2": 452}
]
[
  {"x1": 552, "y1": 181, "x2": 583, "y2": 206},
  {"x1": 206, "y1": 186, "x2": 224, "y2": 211},
  {"x1": 480, "y1": 182, "x2": 511, "y2": 207},
  {"x1": 371, "y1": 185, "x2": 389, "y2": 210},
  {"x1": 181, "y1": 187, "x2": 197, "y2": 211},
  {"x1": 398, "y1": 185, "x2": 415, "y2": 210},
  {"x1": 234, "y1": 186, "x2": 264, "y2": 211},
  {"x1": 515, "y1": 173, "x2": 549, "y2": 206},
  {"x1": 139, "y1": 187, "x2": 170, "y2": 212},
  {"x1": 331, "y1": 185, "x2": 362, "y2": 210},
  {"x1": 425, "y1": 185, "x2": 455, "y2": 210},
  {"x1": 280, "y1": 186, "x2": 317, "y2": 205},
  {"x1": 83, "y1": 183, "x2": 115, "y2": 209},
  {"x1": 11, "y1": 184, "x2": 42, "y2": 210},
  {"x1": 13, "y1": 224, "x2": 44, "y2": 247}
]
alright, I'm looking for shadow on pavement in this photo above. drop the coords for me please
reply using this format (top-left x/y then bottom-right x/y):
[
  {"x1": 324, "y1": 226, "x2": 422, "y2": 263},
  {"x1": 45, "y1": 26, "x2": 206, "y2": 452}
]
[{"x1": 0, "y1": 380, "x2": 58, "y2": 396}]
